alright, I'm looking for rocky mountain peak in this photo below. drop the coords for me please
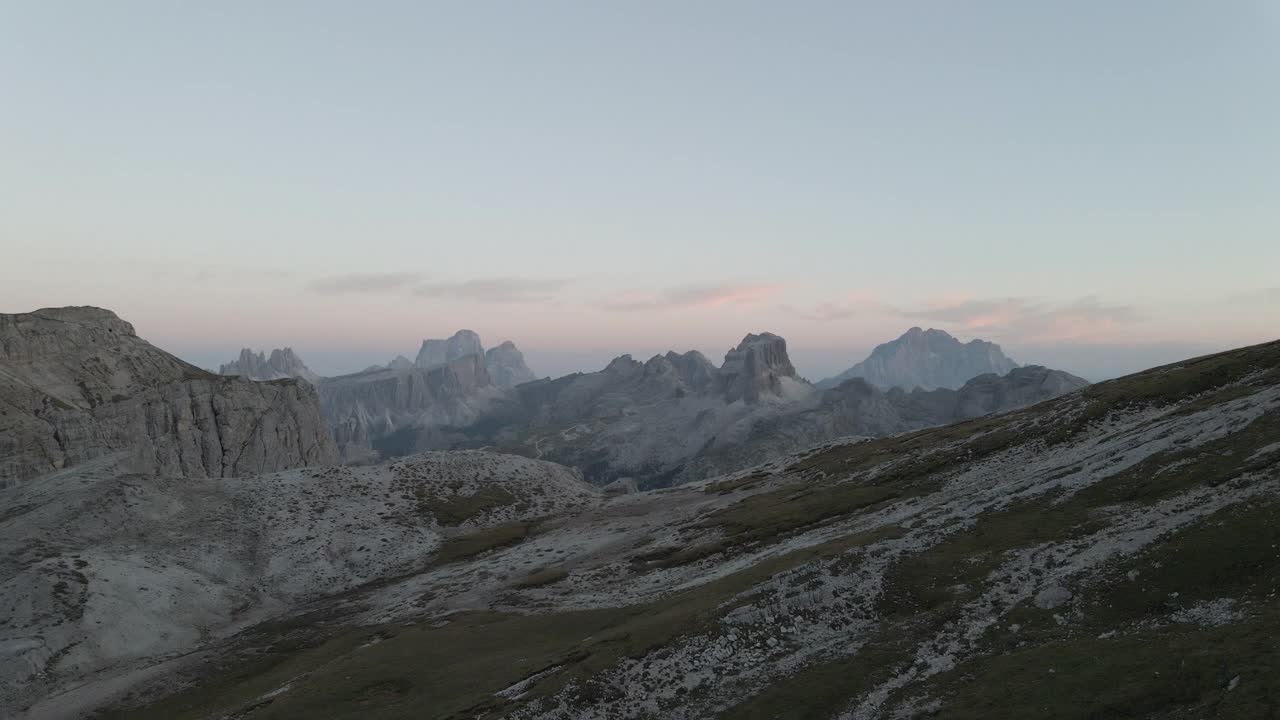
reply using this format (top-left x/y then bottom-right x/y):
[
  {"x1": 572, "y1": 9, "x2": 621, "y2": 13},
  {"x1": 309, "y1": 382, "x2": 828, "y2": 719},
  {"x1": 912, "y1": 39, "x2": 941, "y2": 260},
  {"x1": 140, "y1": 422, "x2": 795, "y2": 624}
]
[
  {"x1": 415, "y1": 329, "x2": 484, "y2": 368},
  {"x1": 219, "y1": 347, "x2": 319, "y2": 383},
  {"x1": 604, "y1": 354, "x2": 643, "y2": 374},
  {"x1": 387, "y1": 355, "x2": 414, "y2": 370},
  {"x1": 718, "y1": 332, "x2": 805, "y2": 404},
  {"x1": 664, "y1": 350, "x2": 719, "y2": 394},
  {"x1": 819, "y1": 327, "x2": 1019, "y2": 392},
  {"x1": 484, "y1": 340, "x2": 537, "y2": 388}
]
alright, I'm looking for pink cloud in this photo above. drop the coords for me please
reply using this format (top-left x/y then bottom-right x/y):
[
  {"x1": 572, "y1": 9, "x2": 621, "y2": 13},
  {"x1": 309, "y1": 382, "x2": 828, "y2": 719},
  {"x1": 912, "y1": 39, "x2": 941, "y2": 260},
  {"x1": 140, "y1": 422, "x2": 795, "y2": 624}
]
[
  {"x1": 901, "y1": 296, "x2": 1139, "y2": 343},
  {"x1": 779, "y1": 289, "x2": 885, "y2": 321},
  {"x1": 602, "y1": 283, "x2": 785, "y2": 311}
]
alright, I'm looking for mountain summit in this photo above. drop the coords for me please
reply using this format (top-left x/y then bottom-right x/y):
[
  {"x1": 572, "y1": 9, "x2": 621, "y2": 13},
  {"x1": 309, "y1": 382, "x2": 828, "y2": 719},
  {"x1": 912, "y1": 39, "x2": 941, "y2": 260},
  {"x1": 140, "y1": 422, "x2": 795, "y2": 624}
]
[
  {"x1": 718, "y1": 332, "x2": 807, "y2": 403},
  {"x1": 415, "y1": 330, "x2": 484, "y2": 369},
  {"x1": 819, "y1": 327, "x2": 1018, "y2": 391},
  {"x1": 219, "y1": 347, "x2": 319, "y2": 383}
]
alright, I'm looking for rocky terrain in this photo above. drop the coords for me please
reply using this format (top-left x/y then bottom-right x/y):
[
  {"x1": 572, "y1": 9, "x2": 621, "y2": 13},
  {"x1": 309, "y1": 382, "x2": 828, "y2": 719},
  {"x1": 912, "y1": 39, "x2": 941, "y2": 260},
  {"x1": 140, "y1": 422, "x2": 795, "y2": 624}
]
[
  {"x1": 0, "y1": 307, "x2": 338, "y2": 485},
  {"x1": 0, "y1": 451, "x2": 595, "y2": 718},
  {"x1": 2, "y1": 336, "x2": 1275, "y2": 719},
  {"x1": 819, "y1": 327, "x2": 1019, "y2": 391},
  {"x1": 218, "y1": 348, "x2": 320, "y2": 384}
]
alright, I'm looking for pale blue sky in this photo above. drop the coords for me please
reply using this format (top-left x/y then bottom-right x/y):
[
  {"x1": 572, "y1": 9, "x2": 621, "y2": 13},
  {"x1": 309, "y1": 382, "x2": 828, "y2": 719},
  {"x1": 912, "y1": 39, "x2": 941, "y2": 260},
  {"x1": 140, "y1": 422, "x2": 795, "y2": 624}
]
[{"x1": 2, "y1": 2, "x2": 1276, "y2": 379}]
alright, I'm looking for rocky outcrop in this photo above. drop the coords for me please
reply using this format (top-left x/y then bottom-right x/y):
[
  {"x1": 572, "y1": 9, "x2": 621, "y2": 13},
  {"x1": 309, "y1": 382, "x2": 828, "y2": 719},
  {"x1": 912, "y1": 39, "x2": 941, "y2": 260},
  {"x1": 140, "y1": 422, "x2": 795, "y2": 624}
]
[
  {"x1": 717, "y1": 332, "x2": 807, "y2": 403},
  {"x1": 484, "y1": 341, "x2": 537, "y2": 388},
  {"x1": 0, "y1": 307, "x2": 338, "y2": 485},
  {"x1": 387, "y1": 355, "x2": 415, "y2": 370},
  {"x1": 415, "y1": 330, "x2": 484, "y2": 368},
  {"x1": 218, "y1": 347, "x2": 319, "y2": 383},
  {"x1": 819, "y1": 327, "x2": 1018, "y2": 391}
]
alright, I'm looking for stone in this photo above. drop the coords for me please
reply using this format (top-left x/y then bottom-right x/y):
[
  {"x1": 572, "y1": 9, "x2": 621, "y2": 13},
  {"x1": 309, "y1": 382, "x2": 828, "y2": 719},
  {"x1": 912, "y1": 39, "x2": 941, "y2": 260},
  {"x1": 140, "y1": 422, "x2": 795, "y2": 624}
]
[{"x1": 1034, "y1": 585, "x2": 1074, "y2": 610}]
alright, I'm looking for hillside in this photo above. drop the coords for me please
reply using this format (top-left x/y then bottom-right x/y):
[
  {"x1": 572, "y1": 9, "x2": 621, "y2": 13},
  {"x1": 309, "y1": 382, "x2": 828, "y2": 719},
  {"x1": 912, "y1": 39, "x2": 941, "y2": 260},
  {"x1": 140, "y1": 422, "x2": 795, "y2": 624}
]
[{"x1": 2, "y1": 338, "x2": 1271, "y2": 718}]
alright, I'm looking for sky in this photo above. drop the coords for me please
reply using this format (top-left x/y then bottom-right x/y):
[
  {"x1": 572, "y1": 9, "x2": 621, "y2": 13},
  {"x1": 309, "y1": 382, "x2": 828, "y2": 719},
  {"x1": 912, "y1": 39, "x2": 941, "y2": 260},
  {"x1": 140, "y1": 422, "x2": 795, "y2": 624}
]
[{"x1": 2, "y1": 2, "x2": 1277, "y2": 381}]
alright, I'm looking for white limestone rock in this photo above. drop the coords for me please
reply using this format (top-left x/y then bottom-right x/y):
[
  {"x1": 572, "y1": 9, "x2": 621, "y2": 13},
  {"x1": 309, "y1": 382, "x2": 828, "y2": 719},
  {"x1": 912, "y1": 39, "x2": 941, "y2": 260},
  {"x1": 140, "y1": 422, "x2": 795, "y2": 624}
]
[{"x1": 0, "y1": 307, "x2": 339, "y2": 486}]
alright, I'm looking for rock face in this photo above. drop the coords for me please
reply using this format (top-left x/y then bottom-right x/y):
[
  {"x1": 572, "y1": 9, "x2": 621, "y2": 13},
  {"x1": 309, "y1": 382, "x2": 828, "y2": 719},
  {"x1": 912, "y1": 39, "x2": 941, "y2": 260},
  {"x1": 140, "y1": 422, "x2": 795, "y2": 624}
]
[
  {"x1": 415, "y1": 330, "x2": 484, "y2": 369},
  {"x1": 218, "y1": 347, "x2": 320, "y2": 383},
  {"x1": 0, "y1": 307, "x2": 339, "y2": 486},
  {"x1": 484, "y1": 340, "x2": 537, "y2": 388},
  {"x1": 717, "y1": 332, "x2": 807, "y2": 403},
  {"x1": 819, "y1": 327, "x2": 1019, "y2": 391}
]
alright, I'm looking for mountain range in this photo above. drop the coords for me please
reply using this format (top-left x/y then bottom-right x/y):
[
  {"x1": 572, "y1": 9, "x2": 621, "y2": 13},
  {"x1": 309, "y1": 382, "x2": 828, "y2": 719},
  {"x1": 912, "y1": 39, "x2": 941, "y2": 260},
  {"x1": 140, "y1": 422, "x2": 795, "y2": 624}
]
[
  {"x1": 290, "y1": 328, "x2": 1084, "y2": 488},
  {"x1": 2, "y1": 306, "x2": 1275, "y2": 719}
]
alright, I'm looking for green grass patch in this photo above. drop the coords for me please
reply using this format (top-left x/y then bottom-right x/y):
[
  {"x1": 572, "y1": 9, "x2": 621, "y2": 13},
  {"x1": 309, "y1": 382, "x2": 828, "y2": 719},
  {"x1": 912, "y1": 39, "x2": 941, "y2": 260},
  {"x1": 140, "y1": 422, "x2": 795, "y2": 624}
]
[
  {"x1": 879, "y1": 494, "x2": 1101, "y2": 616},
  {"x1": 516, "y1": 567, "x2": 569, "y2": 588},
  {"x1": 433, "y1": 521, "x2": 533, "y2": 564},
  {"x1": 415, "y1": 484, "x2": 525, "y2": 526},
  {"x1": 920, "y1": 498, "x2": 1280, "y2": 719},
  {"x1": 704, "y1": 482, "x2": 902, "y2": 545},
  {"x1": 928, "y1": 609, "x2": 1280, "y2": 720},
  {"x1": 705, "y1": 471, "x2": 769, "y2": 495}
]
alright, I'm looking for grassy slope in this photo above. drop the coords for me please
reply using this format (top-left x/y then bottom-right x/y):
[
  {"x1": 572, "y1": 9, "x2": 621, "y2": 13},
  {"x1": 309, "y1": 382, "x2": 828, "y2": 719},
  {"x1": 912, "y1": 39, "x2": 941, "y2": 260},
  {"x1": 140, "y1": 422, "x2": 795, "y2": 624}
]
[{"x1": 98, "y1": 341, "x2": 1280, "y2": 720}]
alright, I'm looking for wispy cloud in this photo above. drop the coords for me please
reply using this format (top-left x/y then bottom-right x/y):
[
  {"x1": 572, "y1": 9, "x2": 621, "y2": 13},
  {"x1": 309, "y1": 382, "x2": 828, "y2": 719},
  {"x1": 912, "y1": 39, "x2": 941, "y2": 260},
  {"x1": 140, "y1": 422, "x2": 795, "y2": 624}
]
[
  {"x1": 141, "y1": 263, "x2": 297, "y2": 284},
  {"x1": 602, "y1": 283, "x2": 785, "y2": 311},
  {"x1": 309, "y1": 272, "x2": 423, "y2": 295},
  {"x1": 900, "y1": 295, "x2": 1139, "y2": 343},
  {"x1": 413, "y1": 277, "x2": 569, "y2": 303},
  {"x1": 1230, "y1": 287, "x2": 1280, "y2": 303},
  {"x1": 779, "y1": 290, "x2": 884, "y2": 321}
]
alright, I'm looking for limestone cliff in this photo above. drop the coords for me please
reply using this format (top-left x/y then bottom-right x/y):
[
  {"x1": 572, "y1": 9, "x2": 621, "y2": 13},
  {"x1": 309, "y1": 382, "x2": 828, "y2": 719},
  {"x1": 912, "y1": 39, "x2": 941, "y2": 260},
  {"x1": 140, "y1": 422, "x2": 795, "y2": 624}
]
[{"x1": 0, "y1": 307, "x2": 338, "y2": 485}]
